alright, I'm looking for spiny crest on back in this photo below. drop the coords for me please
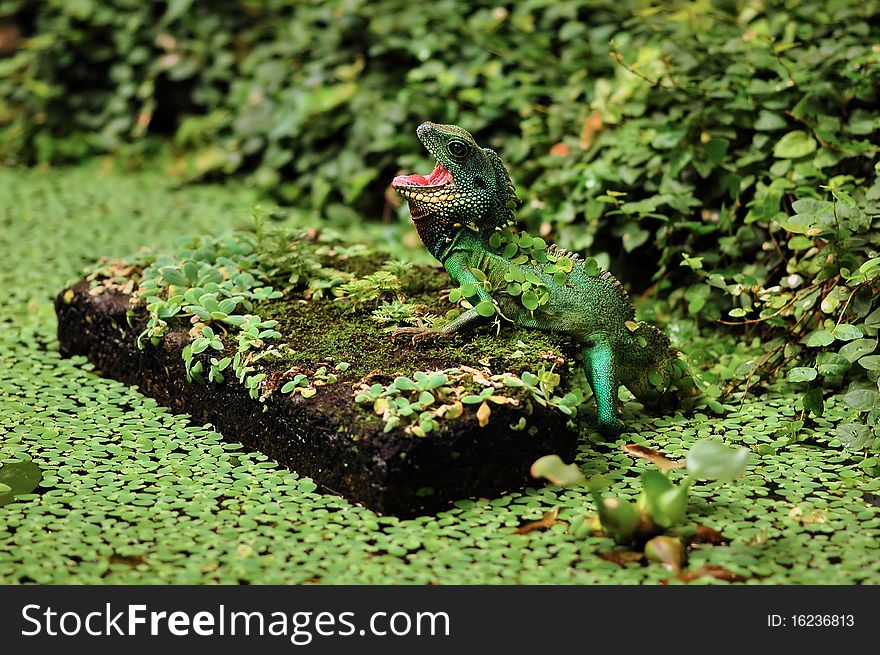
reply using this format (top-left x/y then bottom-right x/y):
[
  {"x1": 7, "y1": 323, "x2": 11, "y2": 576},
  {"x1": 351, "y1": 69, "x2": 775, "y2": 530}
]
[
  {"x1": 483, "y1": 147, "x2": 520, "y2": 231},
  {"x1": 547, "y1": 243, "x2": 629, "y2": 303},
  {"x1": 546, "y1": 243, "x2": 581, "y2": 262},
  {"x1": 599, "y1": 269, "x2": 630, "y2": 304}
]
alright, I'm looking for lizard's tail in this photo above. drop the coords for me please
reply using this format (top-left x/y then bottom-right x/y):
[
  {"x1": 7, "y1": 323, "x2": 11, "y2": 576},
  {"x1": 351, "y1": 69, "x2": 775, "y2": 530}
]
[{"x1": 617, "y1": 322, "x2": 695, "y2": 409}]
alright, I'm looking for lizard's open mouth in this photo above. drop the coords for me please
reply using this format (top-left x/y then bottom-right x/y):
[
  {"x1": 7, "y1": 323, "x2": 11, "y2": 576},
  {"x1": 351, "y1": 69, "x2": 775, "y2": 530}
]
[
  {"x1": 391, "y1": 162, "x2": 453, "y2": 190},
  {"x1": 391, "y1": 159, "x2": 456, "y2": 220}
]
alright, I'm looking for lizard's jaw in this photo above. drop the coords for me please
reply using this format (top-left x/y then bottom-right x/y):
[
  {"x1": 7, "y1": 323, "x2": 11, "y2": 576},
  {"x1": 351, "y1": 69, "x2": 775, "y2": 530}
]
[
  {"x1": 391, "y1": 162, "x2": 457, "y2": 220},
  {"x1": 392, "y1": 161, "x2": 453, "y2": 189}
]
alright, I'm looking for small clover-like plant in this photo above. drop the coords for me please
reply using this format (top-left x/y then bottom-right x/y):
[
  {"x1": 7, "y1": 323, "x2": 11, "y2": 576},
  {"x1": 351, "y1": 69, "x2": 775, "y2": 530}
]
[
  {"x1": 279, "y1": 362, "x2": 347, "y2": 399},
  {"x1": 354, "y1": 368, "x2": 523, "y2": 436},
  {"x1": 496, "y1": 367, "x2": 585, "y2": 418}
]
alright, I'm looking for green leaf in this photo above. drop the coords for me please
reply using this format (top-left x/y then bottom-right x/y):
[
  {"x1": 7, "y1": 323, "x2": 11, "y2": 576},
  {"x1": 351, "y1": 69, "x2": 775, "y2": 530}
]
[
  {"x1": 582, "y1": 257, "x2": 600, "y2": 277},
  {"x1": 801, "y1": 330, "x2": 834, "y2": 348},
  {"x1": 530, "y1": 455, "x2": 585, "y2": 487},
  {"x1": 460, "y1": 282, "x2": 478, "y2": 297},
  {"x1": 475, "y1": 301, "x2": 496, "y2": 317},
  {"x1": 425, "y1": 373, "x2": 448, "y2": 389},
  {"x1": 593, "y1": 494, "x2": 640, "y2": 541},
  {"x1": 816, "y1": 352, "x2": 851, "y2": 376},
  {"x1": 469, "y1": 268, "x2": 487, "y2": 283},
  {"x1": 392, "y1": 376, "x2": 418, "y2": 391},
  {"x1": 160, "y1": 266, "x2": 189, "y2": 286},
  {"x1": 834, "y1": 423, "x2": 873, "y2": 450},
  {"x1": 788, "y1": 236, "x2": 814, "y2": 251},
  {"x1": 832, "y1": 324, "x2": 863, "y2": 341},
  {"x1": 218, "y1": 298, "x2": 238, "y2": 314},
  {"x1": 754, "y1": 110, "x2": 788, "y2": 132},
  {"x1": 787, "y1": 367, "x2": 817, "y2": 383},
  {"x1": 858, "y1": 355, "x2": 880, "y2": 371},
  {"x1": 521, "y1": 290, "x2": 539, "y2": 311},
  {"x1": 508, "y1": 263, "x2": 526, "y2": 283},
  {"x1": 686, "y1": 440, "x2": 750, "y2": 481},
  {"x1": 182, "y1": 261, "x2": 200, "y2": 282},
  {"x1": 842, "y1": 389, "x2": 879, "y2": 412},
  {"x1": 556, "y1": 256, "x2": 573, "y2": 272},
  {"x1": 773, "y1": 130, "x2": 817, "y2": 158},
  {"x1": 705, "y1": 137, "x2": 729, "y2": 166},
  {"x1": 191, "y1": 338, "x2": 210, "y2": 354},
  {"x1": 802, "y1": 388, "x2": 824, "y2": 416},
  {"x1": 644, "y1": 535, "x2": 684, "y2": 570},
  {"x1": 524, "y1": 271, "x2": 543, "y2": 286},
  {"x1": 839, "y1": 339, "x2": 876, "y2": 363},
  {"x1": 640, "y1": 470, "x2": 687, "y2": 528}
]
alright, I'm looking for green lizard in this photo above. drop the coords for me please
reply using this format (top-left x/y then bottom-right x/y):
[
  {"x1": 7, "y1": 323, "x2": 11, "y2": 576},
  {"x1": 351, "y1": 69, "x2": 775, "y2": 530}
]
[{"x1": 391, "y1": 122, "x2": 689, "y2": 436}]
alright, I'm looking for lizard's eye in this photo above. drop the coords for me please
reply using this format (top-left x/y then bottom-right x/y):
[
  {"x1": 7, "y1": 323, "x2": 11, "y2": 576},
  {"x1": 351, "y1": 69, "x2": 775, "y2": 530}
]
[{"x1": 447, "y1": 140, "x2": 468, "y2": 160}]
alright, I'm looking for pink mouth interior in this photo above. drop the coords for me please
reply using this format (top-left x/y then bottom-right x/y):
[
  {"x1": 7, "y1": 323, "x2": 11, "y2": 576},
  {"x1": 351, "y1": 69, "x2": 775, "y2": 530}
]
[{"x1": 392, "y1": 163, "x2": 452, "y2": 187}]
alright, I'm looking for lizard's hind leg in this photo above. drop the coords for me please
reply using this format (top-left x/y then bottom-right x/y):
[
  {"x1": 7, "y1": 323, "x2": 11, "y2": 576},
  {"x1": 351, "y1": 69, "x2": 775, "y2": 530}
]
[{"x1": 581, "y1": 340, "x2": 626, "y2": 437}]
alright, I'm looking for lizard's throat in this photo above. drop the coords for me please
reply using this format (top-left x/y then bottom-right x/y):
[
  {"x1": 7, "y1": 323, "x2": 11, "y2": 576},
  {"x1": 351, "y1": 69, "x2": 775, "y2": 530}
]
[{"x1": 412, "y1": 211, "x2": 460, "y2": 260}]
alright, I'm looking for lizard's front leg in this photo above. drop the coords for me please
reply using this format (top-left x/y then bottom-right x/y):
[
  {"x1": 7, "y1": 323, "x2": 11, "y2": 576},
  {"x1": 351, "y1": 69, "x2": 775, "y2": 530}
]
[{"x1": 392, "y1": 259, "x2": 494, "y2": 345}]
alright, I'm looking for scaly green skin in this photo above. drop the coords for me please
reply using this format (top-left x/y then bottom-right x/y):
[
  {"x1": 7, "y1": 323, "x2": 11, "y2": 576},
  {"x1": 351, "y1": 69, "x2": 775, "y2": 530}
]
[{"x1": 391, "y1": 122, "x2": 684, "y2": 436}]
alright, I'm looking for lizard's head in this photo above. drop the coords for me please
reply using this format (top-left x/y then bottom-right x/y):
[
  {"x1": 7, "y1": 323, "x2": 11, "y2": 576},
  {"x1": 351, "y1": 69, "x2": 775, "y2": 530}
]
[{"x1": 392, "y1": 122, "x2": 517, "y2": 255}]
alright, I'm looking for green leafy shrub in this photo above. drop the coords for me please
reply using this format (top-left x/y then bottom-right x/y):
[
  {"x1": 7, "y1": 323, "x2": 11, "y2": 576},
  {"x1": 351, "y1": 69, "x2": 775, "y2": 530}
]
[{"x1": 0, "y1": 0, "x2": 633, "y2": 211}]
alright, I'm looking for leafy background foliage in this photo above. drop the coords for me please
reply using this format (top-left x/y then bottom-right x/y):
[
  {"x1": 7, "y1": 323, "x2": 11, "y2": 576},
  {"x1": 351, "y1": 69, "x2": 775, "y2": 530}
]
[{"x1": 1, "y1": 1, "x2": 879, "y2": 581}]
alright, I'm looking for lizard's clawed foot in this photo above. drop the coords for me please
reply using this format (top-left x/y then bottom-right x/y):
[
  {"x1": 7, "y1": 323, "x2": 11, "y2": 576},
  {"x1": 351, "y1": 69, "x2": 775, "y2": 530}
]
[{"x1": 391, "y1": 326, "x2": 445, "y2": 345}]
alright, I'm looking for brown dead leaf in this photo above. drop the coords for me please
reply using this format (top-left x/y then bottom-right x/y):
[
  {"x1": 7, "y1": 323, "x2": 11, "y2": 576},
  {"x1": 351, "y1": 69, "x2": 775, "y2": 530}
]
[
  {"x1": 0, "y1": 22, "x2": 22, "y2": 56},
  {"x1": 622, "y1": 443, "x2": 684, "y2": 474},
  {"x1": 460, "y1": 365, "x2": 495, "y2": 387},
  {"x1": 676, "y1": 565, "x2": 746, "y2": 584},
  {"x1": 600, "y1": 549, "x2": 644, "y2": 565},
  {"x1": 514, "y1": 508, "x2": 562, "y2": 534},
  {"x1": 693, "y1": 524, "x2": 728, "y2": 545},
  {"x1": 109, "y1": 553, "x2": 147, "y2": 567},
  {"x1": 549, "y1": 142, "x2": 571, "y2": 157},
  {"x1": 579, "y1": 111, "x2": 604, "y2": 149}
]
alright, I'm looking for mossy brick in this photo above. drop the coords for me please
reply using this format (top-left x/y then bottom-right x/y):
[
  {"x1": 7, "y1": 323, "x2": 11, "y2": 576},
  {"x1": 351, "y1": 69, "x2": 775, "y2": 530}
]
[{"x1": 55, "y1": 279, "x2": 577, "y2": 516}]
